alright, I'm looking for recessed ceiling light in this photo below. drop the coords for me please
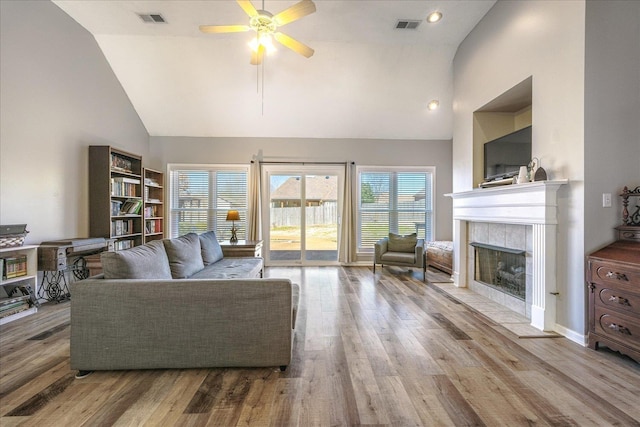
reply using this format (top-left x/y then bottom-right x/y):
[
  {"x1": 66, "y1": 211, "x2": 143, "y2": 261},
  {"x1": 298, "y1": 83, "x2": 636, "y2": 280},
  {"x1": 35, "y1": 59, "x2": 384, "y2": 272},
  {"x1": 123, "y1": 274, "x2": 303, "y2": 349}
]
[
  {"x1": 428, "y1": 100, "x2": 440, "y2": 110},
  {"x1": 427, "y1": 12, "x2": 442, "y2": 23}
]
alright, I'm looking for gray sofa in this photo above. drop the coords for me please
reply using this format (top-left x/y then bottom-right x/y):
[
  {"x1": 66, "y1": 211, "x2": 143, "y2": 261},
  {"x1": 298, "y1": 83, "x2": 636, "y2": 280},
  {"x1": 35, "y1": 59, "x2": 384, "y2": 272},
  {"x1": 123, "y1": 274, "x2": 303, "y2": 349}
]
[{"x1": 70, "y1": 232, "x2": 299, "y2": 373}]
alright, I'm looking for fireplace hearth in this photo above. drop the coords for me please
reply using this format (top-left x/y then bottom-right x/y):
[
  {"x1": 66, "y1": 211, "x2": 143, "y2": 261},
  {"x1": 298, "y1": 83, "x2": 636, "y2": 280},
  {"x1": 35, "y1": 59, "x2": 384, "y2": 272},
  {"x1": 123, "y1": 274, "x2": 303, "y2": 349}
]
[{"x1": 471, "y1": 242, "x2": 526, "y2": 300}]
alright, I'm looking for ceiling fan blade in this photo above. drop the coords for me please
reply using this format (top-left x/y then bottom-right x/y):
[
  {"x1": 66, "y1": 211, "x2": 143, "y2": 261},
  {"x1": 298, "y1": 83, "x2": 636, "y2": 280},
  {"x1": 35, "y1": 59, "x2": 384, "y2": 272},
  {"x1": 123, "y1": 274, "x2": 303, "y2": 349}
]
[
  {"x1": 273, "y1": 0, "x2": 316, "y2": 26},
  {"x1": 237, "y1": 0, "x2": 259, "y2": 18},
  {"x1": 274, "y1": 32, "x2": 314, "y2": 58},
  {"x1": 199, "y1": 25, "x2": 251, "y2": 33},
  {"x1": 250, "y1": 44, "x2": 265, "y2": 65}
]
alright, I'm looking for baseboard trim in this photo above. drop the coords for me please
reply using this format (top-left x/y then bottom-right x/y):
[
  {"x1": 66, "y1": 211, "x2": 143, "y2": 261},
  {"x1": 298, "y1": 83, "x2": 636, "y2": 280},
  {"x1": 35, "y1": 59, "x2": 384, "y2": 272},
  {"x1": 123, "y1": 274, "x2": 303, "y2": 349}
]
[{"x1": 554, "y1": 324, "x2": 587, "y2": 346}]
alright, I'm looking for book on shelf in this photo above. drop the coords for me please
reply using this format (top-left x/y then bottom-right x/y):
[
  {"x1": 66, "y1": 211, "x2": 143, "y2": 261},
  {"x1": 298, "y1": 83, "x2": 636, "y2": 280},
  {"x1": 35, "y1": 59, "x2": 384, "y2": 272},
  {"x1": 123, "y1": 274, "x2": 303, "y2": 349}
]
[
  {"x1": 145, "y1": 219, "x2": 163, "y2": 234},
  {"x1": 112, "y1": 219, "x2": 135, "y2": 236},
  {"x1": 0, "y1": 299, "x2": 29, "y2": 312},
  {"x1": 144, "y1": 205, "x2": 162, "y2": 218},
  {"x1": 119, "y1": 199, "x2": 142, "y2": 215},
  {"x1": 111, "y1": 200, "x2": 123, "y2": 216},
  {"x1": 0, "y1": 302, "x2": 30, "y2": 319},
  {"x1": 114, "y1": 239, "x2": 134, "y2": 251},
  {"x1": 1, "y1": 255, "x2": 28, "y2": 280},
  {"x1": 110, "y1": 178, "x2": 139, "y2": 197},
  {"x1": 112, "y1": 176, "x2": 140, "y2": 184},
  {"x1": 0, "y1": 295, "x2": 31, "y2": 309},
  {"x1": 110, "y1": 154, "x2": 133, "y2": 174}
]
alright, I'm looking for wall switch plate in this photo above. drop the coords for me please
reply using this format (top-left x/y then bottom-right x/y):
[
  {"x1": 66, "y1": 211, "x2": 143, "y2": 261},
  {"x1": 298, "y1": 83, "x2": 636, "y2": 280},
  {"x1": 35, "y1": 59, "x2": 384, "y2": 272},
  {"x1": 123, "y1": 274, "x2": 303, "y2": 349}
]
[{"x1": 603, "y1": 193, "x2": 612, "y2": 208}]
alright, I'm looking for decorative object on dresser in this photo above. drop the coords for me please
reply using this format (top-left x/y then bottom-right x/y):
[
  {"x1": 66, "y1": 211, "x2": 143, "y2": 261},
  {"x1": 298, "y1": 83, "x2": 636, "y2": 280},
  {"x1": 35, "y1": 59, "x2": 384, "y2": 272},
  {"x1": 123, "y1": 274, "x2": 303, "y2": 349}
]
[
  {"x1": 586, "y1": 240, "x2": 640, "y2": 363},
  {"x1": 616, "y1": 186, "x2": 640, "y2": 242},
  {"x1": 89, "y1": 146, "x2": 143, "y2": 250}
]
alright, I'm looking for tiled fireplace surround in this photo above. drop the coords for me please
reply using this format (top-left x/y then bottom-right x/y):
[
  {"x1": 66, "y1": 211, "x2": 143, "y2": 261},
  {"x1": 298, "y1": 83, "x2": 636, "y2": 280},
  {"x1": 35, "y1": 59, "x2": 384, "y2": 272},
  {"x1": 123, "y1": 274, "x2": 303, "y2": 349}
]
[
  {"x1": 448, "y1": 180, "x2": 567, "y2": 331},
  {"x1": 469, "y1": 222, "x2": 533, "y2": 319}
]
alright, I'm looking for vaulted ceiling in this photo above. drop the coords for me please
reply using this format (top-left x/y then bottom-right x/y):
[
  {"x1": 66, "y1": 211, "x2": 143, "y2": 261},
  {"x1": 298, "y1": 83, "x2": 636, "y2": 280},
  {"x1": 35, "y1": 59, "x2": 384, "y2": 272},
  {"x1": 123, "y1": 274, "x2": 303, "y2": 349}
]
[{"x1": 52, "y1": 0, "x2": 495, "y2": 140}]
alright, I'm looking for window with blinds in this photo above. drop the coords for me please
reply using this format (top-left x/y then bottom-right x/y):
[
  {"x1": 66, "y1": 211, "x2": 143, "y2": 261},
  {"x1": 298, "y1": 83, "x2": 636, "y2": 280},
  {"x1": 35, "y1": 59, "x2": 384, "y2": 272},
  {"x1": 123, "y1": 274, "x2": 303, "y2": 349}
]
[
  {"x1": 357, "y1": 168, "x2": 434, "y2": 251},
  {"x1": 168, "y1": 165, "x2": 249, "y2": 240}
]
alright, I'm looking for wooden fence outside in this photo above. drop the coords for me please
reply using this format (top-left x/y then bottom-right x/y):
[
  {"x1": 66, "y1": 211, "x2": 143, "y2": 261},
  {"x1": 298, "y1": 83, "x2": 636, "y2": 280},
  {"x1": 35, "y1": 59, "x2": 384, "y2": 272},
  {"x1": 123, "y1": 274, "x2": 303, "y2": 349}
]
[{"x1": 270, "y1": 203, "x2": 338, "y2": 227}]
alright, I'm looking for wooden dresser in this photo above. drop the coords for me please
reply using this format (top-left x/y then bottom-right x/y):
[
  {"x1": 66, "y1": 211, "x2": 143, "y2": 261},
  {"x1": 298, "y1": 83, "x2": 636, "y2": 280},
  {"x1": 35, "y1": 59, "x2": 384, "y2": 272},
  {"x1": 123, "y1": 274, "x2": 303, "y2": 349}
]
[{"x1": 587, "y1": 240, "x2": 640, "y2": 362}]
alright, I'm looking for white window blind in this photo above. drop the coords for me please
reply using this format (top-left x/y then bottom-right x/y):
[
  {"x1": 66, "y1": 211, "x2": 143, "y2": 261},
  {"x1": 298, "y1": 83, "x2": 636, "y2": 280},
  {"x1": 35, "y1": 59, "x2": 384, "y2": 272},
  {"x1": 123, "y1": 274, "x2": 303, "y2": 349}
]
[
  {"x1": 168, "y1": 166, "x2": 248, "y2": 240},
  {"x1": 358, "y1": 168, "x2": 433, "y2": 251}
]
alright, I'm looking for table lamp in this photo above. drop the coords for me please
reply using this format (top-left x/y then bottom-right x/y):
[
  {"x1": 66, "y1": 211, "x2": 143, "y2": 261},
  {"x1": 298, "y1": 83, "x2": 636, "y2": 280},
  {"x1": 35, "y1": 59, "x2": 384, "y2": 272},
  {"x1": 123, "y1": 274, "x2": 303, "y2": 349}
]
[{"x1": 226, "y1": 210, "x2": 240, "y2": 243}]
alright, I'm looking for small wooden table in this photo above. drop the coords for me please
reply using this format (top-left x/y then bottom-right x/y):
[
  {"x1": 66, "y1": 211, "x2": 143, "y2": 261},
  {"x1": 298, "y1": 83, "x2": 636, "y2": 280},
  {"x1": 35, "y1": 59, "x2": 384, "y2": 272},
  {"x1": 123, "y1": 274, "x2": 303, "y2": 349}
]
[{"x1": 220, "y1": 240, "x2": 263, "y2": 258}]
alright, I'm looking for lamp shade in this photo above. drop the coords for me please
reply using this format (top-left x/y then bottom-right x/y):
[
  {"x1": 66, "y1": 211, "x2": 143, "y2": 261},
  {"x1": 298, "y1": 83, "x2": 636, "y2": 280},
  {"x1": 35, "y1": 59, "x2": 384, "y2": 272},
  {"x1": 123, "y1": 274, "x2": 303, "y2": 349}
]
[{"x1": 226, "y1": 210, "x2": 240, "y2": 221}]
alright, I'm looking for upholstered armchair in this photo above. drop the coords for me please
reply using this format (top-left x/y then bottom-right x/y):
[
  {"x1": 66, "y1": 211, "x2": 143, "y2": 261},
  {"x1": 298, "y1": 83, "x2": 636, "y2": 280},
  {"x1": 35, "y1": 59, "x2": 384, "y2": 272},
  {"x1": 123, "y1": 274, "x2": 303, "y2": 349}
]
[{"x1": 373, "y1": 233, "x2": 425, "y2": 280}]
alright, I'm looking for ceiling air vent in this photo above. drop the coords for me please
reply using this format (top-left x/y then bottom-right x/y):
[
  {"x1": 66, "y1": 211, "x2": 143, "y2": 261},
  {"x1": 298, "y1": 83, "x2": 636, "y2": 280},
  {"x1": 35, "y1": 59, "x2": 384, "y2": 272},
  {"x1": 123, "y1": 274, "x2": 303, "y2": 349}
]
[
  {"x1": 137, "y1": 13, "x2": 166, "y2": 24},
  {"x1": 395, "y1": 20, "x2": 421, "y2": 30}
]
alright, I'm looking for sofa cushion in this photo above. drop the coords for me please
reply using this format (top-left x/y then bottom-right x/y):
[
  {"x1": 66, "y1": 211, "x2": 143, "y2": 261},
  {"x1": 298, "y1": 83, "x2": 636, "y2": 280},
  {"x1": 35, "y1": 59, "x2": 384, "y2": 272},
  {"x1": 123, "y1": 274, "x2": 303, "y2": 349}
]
[
  {"x1": 163, "y1": 233, "x2": 205, "y2": 279},
  {"x1": 101, "y1": 240, "x2": 172, "y2": 279},
  {"x1": 381, "y1": 251, "x2": 416, "y2": 264},
  {"x1": 199, "y1": 231, "x2": 224, "y2": 265},
  {"x1": 388, "y1": 232, "x2": 417, "y2": 253}
]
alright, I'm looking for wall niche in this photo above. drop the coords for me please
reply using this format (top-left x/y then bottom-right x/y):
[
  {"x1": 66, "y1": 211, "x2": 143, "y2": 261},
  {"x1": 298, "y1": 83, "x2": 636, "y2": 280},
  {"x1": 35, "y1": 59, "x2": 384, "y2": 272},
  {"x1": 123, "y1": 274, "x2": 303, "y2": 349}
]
[{"x1": 473, "y1": 76, "x2": 533, "y2": 187}]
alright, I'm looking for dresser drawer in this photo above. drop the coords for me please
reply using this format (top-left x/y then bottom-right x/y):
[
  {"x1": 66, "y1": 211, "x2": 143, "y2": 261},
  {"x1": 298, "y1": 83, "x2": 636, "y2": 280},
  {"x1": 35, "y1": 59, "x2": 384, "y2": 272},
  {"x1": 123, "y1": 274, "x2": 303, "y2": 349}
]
[
  {"x1": 596, "y1": 287, "x2": 640, "y2": 316},
  {"x1": 595, "y1": 306, "x2": 640, "y2": 348},
  {"x1": 590, "y1": 261, "x2": 640, "y2": 288}
]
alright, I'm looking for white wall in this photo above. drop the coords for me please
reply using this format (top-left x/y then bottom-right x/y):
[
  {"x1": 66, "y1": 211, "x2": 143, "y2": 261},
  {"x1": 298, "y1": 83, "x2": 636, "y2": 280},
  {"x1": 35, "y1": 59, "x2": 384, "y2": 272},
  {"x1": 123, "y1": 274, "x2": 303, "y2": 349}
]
[
  {"x1": 452, "y1": 1, "x2": 587, "y2": 336},
  {"x1": 0, "y1": 1, "x2": 149, "y2": 243},
  {"x1": 150, "y1": 136, "x2": 453, "y2": 241},
  {"x1": 584, "y1": 0, "x2": 640, "y2": 254}
]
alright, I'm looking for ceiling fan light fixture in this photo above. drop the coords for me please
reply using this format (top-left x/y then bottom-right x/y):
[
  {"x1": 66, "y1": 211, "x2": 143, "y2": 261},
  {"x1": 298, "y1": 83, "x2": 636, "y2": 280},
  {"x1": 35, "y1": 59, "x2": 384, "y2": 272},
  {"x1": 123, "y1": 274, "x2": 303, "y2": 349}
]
[
  {"x1": 427, "y1": 11, "x2": 443, "y2": 23},
  {"x1": 249, "y1": 33, "x2": 276, "y2": 54}
]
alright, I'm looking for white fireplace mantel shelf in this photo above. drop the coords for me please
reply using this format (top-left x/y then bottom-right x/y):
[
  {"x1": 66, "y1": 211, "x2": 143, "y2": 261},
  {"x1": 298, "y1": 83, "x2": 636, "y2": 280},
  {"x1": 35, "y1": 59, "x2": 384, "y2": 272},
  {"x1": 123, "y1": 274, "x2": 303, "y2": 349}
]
[
  {"x1": 446, "y1": 180, "x2": 568, "y2": 225},
  {"x1": 446, "y1": 179, "x2": 568, "y2": 332}
]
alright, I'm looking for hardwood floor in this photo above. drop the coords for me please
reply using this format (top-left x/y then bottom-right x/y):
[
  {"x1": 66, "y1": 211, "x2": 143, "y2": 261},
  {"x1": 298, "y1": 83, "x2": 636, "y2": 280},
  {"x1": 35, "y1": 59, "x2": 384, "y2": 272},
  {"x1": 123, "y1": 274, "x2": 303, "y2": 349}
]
[{"x1": 1, "y1": 266, "x2": 639, "y2": 426}]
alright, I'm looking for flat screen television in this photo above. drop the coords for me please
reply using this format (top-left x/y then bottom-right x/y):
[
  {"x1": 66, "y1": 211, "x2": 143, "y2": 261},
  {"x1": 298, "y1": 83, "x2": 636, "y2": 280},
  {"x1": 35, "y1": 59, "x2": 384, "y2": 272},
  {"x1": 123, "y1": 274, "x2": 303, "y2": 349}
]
[{"x1": 484, "y1": 126, "x2": 532, "y2": 181}]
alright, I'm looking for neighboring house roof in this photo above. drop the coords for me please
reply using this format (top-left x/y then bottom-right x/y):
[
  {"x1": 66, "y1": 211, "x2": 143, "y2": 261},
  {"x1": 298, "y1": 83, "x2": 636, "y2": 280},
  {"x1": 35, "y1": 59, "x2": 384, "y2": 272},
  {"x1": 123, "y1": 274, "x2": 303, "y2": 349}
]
[{"x1": 271, "y1": 176, "x2": 338, "y2": 201}]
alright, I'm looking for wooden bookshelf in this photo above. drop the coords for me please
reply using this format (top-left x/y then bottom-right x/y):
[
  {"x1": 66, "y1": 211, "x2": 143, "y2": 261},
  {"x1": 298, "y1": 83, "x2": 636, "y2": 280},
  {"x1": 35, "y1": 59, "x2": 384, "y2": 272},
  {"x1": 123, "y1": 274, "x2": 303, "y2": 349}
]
[
  {"x1": 143, "y1": 168, "x2": 165, "y2": 243},
  {"x1": 89, "y1": 146, "x2": 143, "y2": 250}
]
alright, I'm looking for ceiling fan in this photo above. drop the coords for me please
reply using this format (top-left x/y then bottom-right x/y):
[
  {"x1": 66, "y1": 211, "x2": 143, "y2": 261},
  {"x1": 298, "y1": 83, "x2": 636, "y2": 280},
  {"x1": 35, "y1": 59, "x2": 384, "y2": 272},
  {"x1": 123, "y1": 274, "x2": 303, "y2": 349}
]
[{"x1": 199, "y1": 0, "x2": 316, "y2": 65}]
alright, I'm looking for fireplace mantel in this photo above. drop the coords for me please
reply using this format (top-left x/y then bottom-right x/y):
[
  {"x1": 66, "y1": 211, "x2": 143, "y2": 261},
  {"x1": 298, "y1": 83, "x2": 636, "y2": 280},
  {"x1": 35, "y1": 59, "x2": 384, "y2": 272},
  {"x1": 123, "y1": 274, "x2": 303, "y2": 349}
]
[
  {"x1": 447, "y1": 180, "x2": 568, "y2": 224},
  {"x1": 446, "y1": 180, "x2": 568, "y2": 331}
]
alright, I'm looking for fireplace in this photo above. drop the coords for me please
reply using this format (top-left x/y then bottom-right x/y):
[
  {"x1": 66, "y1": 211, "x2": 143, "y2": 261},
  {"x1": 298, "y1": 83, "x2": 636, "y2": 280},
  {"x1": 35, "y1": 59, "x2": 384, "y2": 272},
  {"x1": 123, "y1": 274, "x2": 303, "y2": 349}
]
[
  {"x1": 447, "y1": 180, "x2": 567, "y2": 331},
  {"x1": 471, "y1": 242, "x2": 526, "y2": 300}
]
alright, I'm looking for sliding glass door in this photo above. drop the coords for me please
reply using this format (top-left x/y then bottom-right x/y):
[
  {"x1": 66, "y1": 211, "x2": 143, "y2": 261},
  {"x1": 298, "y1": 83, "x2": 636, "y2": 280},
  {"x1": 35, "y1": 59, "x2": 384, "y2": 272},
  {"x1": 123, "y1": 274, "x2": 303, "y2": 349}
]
[{"x1": 263, "y1": 165, "x2": 343, "y2": 265}]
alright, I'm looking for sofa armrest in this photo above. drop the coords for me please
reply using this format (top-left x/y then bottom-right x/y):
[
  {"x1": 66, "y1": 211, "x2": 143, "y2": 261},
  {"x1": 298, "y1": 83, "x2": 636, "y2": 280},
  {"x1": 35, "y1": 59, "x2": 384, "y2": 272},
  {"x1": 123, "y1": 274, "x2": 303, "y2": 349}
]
[
  {"x1": 415, "y1": 238, "x2": 425, "y2": 266},
  {"x1": 374, "y1": 237, "x2": 389, "y2": 262}
]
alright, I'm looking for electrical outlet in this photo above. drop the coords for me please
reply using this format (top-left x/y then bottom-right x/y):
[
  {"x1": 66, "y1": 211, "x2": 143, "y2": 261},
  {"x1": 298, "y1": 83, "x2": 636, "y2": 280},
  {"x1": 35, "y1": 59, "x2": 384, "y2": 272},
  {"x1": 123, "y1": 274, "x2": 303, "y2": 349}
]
[{"x1": 603, "y1": 193, "x2": 612, "y2": 208}]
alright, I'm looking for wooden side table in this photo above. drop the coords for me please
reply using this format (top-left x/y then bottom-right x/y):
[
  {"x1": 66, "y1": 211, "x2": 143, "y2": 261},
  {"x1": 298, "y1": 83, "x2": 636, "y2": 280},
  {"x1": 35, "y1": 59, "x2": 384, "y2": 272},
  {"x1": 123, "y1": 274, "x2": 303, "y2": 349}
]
[{"x1": 220, "y1": 240, "x2": 263, "y2": 258}]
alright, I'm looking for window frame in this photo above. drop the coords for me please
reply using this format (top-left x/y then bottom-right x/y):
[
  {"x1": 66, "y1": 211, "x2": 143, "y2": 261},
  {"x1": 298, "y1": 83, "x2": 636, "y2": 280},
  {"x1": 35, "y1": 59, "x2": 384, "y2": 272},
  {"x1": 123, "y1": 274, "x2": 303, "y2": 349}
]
[
  {"x1": 356, "y1": 165, "x2": 436, "y2": 253},
  {"x1": 167, "y1": 163, "x2": 250, "y2": 240}
]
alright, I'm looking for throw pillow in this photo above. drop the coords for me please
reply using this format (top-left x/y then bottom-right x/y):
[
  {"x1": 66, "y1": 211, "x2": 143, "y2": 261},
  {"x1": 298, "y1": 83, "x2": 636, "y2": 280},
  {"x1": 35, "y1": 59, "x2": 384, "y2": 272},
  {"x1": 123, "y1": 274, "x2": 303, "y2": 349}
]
[
  {"x1": 163, "y1": 233, "x2": 205, "y2": 278},
  {"x1": 199, "y1": 230, "x2": 224, "y2": 265},
  {"x1": 101, "y1": 240, "x2": 172, "y2": 279},
  {"x1": 387, "y1": 232, "x2": 418, "y2": 253}
]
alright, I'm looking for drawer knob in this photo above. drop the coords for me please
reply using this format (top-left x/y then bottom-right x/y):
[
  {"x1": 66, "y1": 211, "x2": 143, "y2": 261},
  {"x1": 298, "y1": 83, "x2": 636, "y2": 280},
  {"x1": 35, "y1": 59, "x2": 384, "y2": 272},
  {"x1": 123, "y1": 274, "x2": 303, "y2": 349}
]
[
  {"x1": 608, "y1": 295, "x2": 631, "y2": 306},
  {"x1": 608, "y1": 323, "x2": 631, "y2": 335},
  {"x1": 605, "y1": 271, "x2": 629, "y2": 281}
]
